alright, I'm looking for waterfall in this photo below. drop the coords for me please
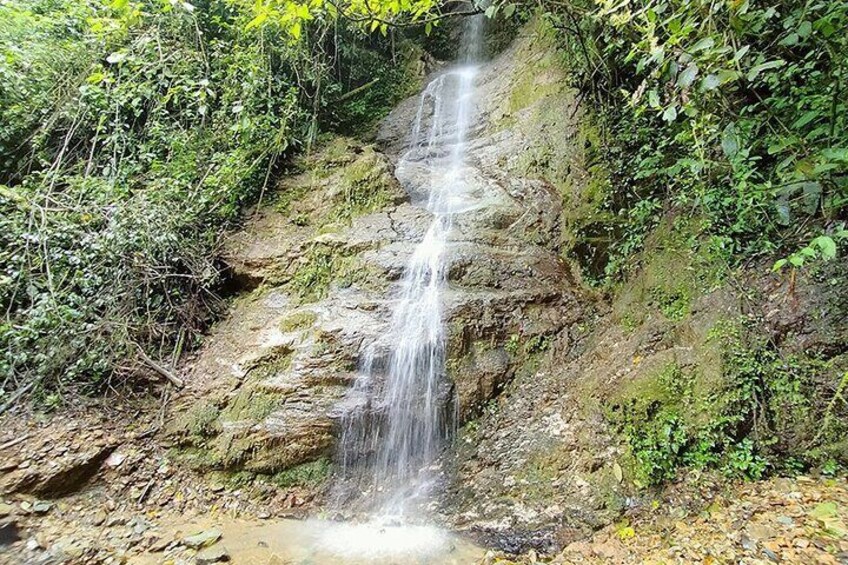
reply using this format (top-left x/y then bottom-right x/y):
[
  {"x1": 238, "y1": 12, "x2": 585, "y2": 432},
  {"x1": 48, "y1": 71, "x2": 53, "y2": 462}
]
[{"x1": 337, "y1": 15, "x2": 484, "y2": 519}]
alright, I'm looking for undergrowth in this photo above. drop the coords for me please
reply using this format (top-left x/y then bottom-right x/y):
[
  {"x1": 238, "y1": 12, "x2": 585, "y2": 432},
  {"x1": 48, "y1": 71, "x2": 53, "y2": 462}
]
[
  {"x1": 608, "y1": 319, "x2": 847, "y2": 486},
  {"x1": 489, "y1": 0, "x2": 848, "y2": 284},
  {"x1": 0, "y1": 0, "x2": 421, "y2": 401}
]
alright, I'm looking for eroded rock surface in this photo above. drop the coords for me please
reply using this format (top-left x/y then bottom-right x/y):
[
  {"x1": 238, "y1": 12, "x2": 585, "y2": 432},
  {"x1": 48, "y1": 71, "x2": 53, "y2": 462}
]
[
  {"x1": 166, "y1": 139, "x2": 421, "y2": 475},
  {"x1": 169, "y1": 26, "x2": 592, "y2": 485}
]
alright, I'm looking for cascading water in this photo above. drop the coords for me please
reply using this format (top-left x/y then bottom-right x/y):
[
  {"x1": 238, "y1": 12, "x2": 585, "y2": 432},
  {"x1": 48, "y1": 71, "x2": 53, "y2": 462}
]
[{"x1": 336, "y1": 15, "x2": 484, "y2": 520}]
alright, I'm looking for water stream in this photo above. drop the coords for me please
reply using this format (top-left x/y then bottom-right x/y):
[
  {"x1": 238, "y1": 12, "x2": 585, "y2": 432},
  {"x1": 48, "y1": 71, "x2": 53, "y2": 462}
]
[
  {"x1": 139, "y1": 17, "x2": 489, "y2": 565},
  {"x1": 336, "y1": 15, "x2": 484, "y2": 521}
]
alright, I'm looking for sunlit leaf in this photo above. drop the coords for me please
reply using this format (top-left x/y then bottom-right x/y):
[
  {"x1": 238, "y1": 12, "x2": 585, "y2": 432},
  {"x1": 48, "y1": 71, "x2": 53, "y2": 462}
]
[
  {"x1": 721, "y1": 124, "x2": 739, "y2": 158},
  {"x1": 746, "y1": 59, "x2": 785, "y2": 81}
]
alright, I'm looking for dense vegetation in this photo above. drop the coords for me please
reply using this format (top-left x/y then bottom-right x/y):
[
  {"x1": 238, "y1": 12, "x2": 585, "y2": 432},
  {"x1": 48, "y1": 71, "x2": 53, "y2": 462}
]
[
  {"x1": 508, "y1": 0, "x2": 848, "y2": 282},
  {"x1": 0, "y1": 0, "x2": 435, "y2": 404},
  {"x1": 485, "y1": 0, "x2": 848, "y2": 480},
  {"x1": 2, "y1": 0, "x2": 846, "y2": 487}
]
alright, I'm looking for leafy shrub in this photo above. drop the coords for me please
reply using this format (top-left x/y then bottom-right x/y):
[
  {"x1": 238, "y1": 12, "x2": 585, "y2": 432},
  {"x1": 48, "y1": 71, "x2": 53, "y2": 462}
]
[
  {"x1": 493, "y1": 0, "x2": 847, "y2": 283},
  {"x1": 0, "y1": 0, "x2": 423, "y2": 401},
  {"x1": 609, "y1": 320, "x2": 846, "y2": 486}
]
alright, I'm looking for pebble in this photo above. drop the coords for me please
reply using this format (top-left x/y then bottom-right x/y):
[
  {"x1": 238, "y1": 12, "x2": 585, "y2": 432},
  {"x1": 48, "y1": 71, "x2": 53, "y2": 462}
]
[
  {"x1": 91, "y1": 510, "x2": 107, "y2": 526},
  {"x1": 776, "y1": 516, "x2": 794, "y2": 526},
  {"x1": 182, "y1": 528, "x2": 222, "y2": 549},
  {"x1": 195, "y1": 545, "x2": 230, "y2": 564},
  {"x1": 105, "y1": 515, "x2": 127, "y2": 527}
]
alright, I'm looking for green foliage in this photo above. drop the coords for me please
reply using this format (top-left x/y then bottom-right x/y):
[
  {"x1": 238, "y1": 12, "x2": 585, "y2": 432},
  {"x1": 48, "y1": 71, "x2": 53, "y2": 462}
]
[
  {"x1": 322, "y1": 34, "x2": 423, "y2": 135},
  {"x1": 773, "y1": 228, "x2": 848, "y2": 272},
  {"x1": 503, "y1": 332, "x2": 551, "y2": 356},
  {"x1": 239, "y1": 0, "x2": 442, "y2": 39},
  {"x1": 497, "y1": 0, "x2": 848, "y2": 283},
  {"x1": 0, "y1": 0, "x2": 312, "y2": 397},
  {"x1": 609, "y1": 320, "x2": 847, "y2": 486},
  {"x1": 0, "y1": 0, "x2": 425, "y2": 400}
]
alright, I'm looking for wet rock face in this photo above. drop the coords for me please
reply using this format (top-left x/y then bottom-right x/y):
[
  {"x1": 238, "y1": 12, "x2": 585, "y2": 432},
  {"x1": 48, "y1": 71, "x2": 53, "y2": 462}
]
[
  {"x1": 377, "y1": 50, "x2": 587, "y2": 425},
  {"x1": 170, "y1": 23, "x2": 591, "y2": 538},
  {"x1": 166, "y1": 139, "x2": 422, "y2": 476},
  {"x1": 171, "y1": 27, "x2": 591, "y2": 485}
]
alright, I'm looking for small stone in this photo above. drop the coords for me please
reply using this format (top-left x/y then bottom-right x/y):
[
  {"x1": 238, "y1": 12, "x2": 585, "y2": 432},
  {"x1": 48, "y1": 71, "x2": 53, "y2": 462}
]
[
  {"x1": 195, "y1": 545, "x2": 230, "y2": 564},
  {"x1": 776, "y1": 516, "x2": 794, "y2": 526},
  {"x1": 182, "y1": 528, "x2": 222, "y2": 549},
  {"x1": 740, "y1": 535, "x2": 757, "y2": 551},
  {"x1": 0, "y1": 460, "x2": 17, "y2": 472},
  {"x1": 105, "y1": 515, "x2": 127, "y2": 527},
  {"x1": 91, "y1": 510, "x2": 107, "y2": 526},
  {"x1": 147, "y1": 536, "x2": 169, "y2": 553},
  {"x1": 32, "y1": 501, "x2": 52, "y2": 514},
  {"x1": 105, "y1": 451, "x2": 126, "y2": 468},
  {"x1": 762, "y1": 546, "x2": 780, "y2": 562},
  {"x1": 0, "y1": 504, "x2": 13, "y2": 517},
  {"x1": 747, "y1": 523, "x2": 777, "y2": 541}
]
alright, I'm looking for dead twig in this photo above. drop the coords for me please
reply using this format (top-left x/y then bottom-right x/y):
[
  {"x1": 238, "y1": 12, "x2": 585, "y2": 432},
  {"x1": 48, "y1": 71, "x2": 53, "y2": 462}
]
[
  {"x1": 0, "y1": 434, "x2": 31, "y2": 452},
  {"x1": 135, "y1": 344, "x2": 185, "y2": 388},
  {"x1": 0, "y1": 379, "x2": 40, "y2": 416},
  {"x1": 137, "y1": 478, "x2": 155, "y2": 505}
]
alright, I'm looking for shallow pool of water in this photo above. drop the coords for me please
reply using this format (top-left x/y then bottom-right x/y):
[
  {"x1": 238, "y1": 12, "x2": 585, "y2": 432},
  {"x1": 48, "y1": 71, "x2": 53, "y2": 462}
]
[{"x1": 133, "y1": 517, "x2": 485, "y2": 564}]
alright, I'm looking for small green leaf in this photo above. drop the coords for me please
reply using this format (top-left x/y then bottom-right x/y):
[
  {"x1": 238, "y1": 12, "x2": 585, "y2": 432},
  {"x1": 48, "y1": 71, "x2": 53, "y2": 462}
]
[
  {"x1": 503, "y1": 3, "x2": 516, "y2": 18},
  {"x1": 721, "y1": 124, "x2": 739, "y2": 158},
  {"x1": 648, "y1": 90, "x2": 660, "y2": 108},
  {"x1": 733, "y1": 45, "x2": 750, "y2": 62},
  {"x1": 677, "y1": 63, "x2": 698, "y2": 88},
  {"x1": 691, "y1": 37, "x2": 715, "y2": 52},
  {"x1": 662, "y1": 105, "x2": 678, "y2": 122},
  {"x1": 746, "y1": 59, "x2": 785, "y2": 81},
  {"x1": 717, "y1": 69, "x2": 741, "y2": 84},
  {"x1": 772, "y1": 258, "x2": 788, "y2": 272},
  {"x1": 813, "y1": 236, "x2": 837, "y2": 260},
  {"x1": 700, "y1": 74, "x2": 720, "y2": 91},
  {"x1": 779, "y1": 33, "x2": 799, "y2": 46}
]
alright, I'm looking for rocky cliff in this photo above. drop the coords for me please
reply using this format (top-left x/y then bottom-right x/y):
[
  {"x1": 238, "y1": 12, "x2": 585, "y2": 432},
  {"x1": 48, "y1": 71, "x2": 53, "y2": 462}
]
[{"x1": 162, "y1": 18, "x2": 848, "y2": 556}]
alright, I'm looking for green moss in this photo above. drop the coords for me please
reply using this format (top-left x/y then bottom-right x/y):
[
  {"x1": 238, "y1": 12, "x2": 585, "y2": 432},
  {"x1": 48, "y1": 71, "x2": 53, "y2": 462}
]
[
  {"x1": 176, "y1": 402, "x2": 222, "y2": 439},
  {"x1": 607, "y1": 316, "x2": 848, "y2": 486},
  {"x1": 289, "y1": 242, "x2": 362, "y2": 303},
  {"x1": 209, "y1": 431, "x2": 263, "y2": 469},
  {"x1": 612, "y1": 216, "x2": 728, "y2": 326},
  {"x1": 329, "y1": 148, "x2": 398, "y2": 224},
  {"x1": 242, "y1": 345, "x2": 294, "y2": 379},
  {"x1": 219, "y1": 388, "x2": 278, "y2": 423},
  {"x1": 280, "y1": 310, "x2": 318, "y2": 333},
  {"x1": 272, "y1": 181, "x2": 311, "y2": 216},
  {"x1": 270, "y1": 457, "x2": 332, "y2": 488},
  {"x1": 169, "y1": 447, "x2": 222, "y2": 471}
]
